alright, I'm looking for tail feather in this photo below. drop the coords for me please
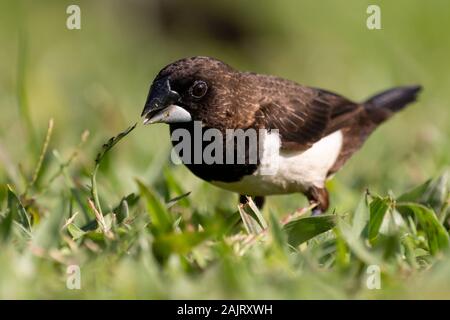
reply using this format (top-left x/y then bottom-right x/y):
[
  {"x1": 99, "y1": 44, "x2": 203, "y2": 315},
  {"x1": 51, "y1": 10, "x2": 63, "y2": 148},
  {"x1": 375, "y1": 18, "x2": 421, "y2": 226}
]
[{"x1": 364, "y1": 85, "x2": 422, "y2": 123}]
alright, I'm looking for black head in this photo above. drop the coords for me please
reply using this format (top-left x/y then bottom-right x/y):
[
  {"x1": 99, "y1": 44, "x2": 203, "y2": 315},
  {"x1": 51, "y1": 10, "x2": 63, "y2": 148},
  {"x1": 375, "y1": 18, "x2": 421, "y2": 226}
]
[{"x1": 141, "y1": 56, "x2": 236, "y2": 126}]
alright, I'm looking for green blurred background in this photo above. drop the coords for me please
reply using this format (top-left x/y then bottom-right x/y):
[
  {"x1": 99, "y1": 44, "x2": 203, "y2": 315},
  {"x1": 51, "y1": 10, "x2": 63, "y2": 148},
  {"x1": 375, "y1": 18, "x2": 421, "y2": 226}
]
[{"x1": 0, "y1": 0, "x2": 449, "y2": 299}]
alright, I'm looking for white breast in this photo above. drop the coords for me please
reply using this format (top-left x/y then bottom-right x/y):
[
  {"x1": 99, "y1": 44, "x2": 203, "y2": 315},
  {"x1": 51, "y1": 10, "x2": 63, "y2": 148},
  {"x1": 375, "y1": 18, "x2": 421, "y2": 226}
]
[{"x1": 211, "y1": 130, "x2": 343, "y2": 195}]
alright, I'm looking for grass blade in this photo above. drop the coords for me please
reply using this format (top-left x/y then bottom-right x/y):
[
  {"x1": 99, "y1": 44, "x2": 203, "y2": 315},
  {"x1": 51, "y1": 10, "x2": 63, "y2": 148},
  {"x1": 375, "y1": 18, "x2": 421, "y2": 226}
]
[
  {"x1": 67, "y1": 223, "x2": 86, "y2": 240},
  {"x1": 91, "y1": 123, "x2": 136, "y2": 215},
  {"x1": 397, "y1": 202, "x2": 449, "y2": 255},
  {"x1": 269, "y1": 211, "x2": 287, "y2": 252},
  {"x1": 136, "y1": 179, "x2": 172, "y2": 235},
  {"x1": 163, "y1": 167, "x2": 191, "y2": 208},
  {"x1": 238, "y1": 203, "x2": 262, "y2": 235},
  {"x1": 25, "y1": 118, "x2": 54, "y2": 194},
  {"x1": 283, "y1": 214, "x2": 336, "y2": 248},
  {"x1": 352, "y1": 192, "x2": 370, "y2": 237},
  {"x1": 246, "y1": 196, "x2": 268, "y2": 229},
  {"x1": 368, "y1": 196, "x2": 391, "y2": 244},
  {"x1": 338, "y1": 218, "x2": 381, "y2": 266}
]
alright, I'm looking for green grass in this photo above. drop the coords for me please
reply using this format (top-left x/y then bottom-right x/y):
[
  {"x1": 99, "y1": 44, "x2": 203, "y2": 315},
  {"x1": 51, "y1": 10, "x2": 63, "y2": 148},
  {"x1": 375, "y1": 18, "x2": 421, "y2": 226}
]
[{"x1": 0, "y1": 0, "x2": 449, "y2": 299}]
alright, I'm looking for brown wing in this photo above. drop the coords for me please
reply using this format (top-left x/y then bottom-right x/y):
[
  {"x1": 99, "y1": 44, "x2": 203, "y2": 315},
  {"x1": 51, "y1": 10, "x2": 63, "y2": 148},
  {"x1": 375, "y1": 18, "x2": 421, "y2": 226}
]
[{"x1": 253, "y1": 81, "x2": 362, "y2": 151}]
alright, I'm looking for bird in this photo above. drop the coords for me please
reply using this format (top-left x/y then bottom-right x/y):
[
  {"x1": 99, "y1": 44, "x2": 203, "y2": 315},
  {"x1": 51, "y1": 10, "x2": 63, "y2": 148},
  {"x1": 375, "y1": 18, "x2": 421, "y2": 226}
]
[{"x1": 141, "y1": 56, "x2": 422, "y2": 214}]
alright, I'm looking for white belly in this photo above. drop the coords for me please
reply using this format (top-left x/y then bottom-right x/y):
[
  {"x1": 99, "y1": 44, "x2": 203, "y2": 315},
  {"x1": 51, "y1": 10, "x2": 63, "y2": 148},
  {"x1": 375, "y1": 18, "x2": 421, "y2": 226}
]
[{"x1": 211, "y1": 130, "x2": 343, "y2": 195}]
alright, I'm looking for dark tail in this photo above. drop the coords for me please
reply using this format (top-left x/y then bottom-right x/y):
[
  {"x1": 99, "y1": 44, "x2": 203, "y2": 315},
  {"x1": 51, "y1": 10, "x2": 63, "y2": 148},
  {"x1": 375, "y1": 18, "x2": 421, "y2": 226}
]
[{"x1": 364, "y1": 85, "x2": 422, "y2": 123}]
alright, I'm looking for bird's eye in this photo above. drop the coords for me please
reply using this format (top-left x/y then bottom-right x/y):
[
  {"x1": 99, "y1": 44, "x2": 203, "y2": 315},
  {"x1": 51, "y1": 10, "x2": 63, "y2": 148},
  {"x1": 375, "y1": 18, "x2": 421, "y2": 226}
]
[{"x1": 190, "y1": 80, "x2": 208, "y2": 98}]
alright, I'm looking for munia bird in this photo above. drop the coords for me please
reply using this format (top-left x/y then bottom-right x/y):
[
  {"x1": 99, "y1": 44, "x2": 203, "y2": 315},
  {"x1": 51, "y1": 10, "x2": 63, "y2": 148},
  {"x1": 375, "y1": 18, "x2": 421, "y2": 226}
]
[{"x1": 141, "y1": 56, "x2": 422, "y2": 214}]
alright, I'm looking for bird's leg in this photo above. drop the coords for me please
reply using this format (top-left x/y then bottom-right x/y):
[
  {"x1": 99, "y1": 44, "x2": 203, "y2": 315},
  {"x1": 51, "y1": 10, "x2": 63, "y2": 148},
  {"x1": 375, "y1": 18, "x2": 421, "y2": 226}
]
[
  {"x1": 239, "y1": 195, "x2": 265, "y2": 210},
  {"x1": 306, "y1": 187, "x2": 329, "y2": 216}
]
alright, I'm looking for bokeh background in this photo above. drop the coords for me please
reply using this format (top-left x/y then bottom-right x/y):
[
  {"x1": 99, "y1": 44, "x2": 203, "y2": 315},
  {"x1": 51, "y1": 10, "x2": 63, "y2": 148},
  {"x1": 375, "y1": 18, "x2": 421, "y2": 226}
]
[{"x1": 0, "y1": 0, "x2": 449, "y2": 299}]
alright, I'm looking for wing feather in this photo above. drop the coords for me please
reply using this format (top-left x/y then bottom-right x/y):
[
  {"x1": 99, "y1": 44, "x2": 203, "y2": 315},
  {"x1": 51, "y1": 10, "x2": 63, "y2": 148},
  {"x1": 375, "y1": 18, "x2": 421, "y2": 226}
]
[{"x1": 253, "y1": 80, "x2": 362, "y2": 151}]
